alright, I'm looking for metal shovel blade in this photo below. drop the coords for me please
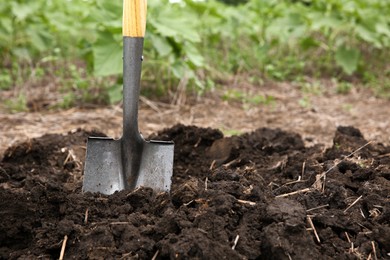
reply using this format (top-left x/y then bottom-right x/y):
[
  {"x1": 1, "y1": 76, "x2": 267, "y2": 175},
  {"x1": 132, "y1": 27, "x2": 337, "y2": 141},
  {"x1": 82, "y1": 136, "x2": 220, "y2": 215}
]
[
  {"x1": 83, "y1": 138, "x2": 122, "y2": 194},
  {"x1": 83, "y1": 137, "x2": 174, "y2": 195}
]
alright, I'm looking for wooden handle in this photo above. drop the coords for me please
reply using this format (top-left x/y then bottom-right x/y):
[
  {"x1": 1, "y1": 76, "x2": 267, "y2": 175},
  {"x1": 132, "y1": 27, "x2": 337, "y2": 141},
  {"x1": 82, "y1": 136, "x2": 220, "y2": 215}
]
[{"x1": 123, "y1": 0, "x2": 147, "y2": 37}]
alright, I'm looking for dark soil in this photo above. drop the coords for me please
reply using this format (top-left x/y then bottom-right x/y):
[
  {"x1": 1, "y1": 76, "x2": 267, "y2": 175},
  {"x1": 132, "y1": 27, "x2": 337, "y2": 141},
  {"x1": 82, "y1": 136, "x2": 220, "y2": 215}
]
[{"x1": 0, "y1": 125, "x2": 389, "y2": 259}]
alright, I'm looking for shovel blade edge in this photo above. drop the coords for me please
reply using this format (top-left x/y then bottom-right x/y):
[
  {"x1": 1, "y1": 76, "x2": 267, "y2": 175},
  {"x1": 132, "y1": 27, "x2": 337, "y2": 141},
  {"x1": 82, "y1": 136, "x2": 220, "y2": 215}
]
[{"x1": 83, "y1": 137, "x2": 123, "y2": 195}]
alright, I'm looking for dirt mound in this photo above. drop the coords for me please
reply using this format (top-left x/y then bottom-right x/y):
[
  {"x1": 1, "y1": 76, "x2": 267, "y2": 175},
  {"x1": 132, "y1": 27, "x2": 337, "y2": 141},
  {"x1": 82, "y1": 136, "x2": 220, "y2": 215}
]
[{"x1": 0, "y1": 125, "x2": 389, "y2": 259}]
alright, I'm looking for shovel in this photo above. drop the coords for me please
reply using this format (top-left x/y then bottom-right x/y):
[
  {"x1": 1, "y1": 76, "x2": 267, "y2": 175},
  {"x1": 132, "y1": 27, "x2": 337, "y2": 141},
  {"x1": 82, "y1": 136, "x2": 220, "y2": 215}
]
[{"x1": 82, "y1": 0, "x2": 174, "y2": 195}]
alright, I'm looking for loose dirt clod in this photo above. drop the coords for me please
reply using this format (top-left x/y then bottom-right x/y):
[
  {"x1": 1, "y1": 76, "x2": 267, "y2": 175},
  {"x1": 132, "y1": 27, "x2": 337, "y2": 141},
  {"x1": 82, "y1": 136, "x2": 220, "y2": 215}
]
[{"x1": 1, "y1": 124, "x2": 390, "y2": 259}]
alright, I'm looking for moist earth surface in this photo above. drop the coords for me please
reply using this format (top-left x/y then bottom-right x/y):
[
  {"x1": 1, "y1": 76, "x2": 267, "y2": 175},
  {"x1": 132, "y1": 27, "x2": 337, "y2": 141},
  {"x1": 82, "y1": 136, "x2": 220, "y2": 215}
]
[{"x1": 1, "y1": 124, "x2": 390, "y2": 259}]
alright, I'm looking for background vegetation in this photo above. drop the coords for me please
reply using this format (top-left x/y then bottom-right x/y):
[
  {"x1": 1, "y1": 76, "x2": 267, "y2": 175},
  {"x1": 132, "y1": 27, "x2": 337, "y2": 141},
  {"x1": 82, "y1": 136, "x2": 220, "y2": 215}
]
[{"x1": 1, "y1": 0, "x2": 390, "y2": 109}]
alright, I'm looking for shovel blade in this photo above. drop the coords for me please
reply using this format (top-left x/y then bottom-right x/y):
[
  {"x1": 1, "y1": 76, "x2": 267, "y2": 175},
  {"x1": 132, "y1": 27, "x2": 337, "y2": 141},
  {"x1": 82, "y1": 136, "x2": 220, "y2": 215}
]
[
  {"x1": 136, "y1": 140, "x2": 174, "y2": 191},
  {"x1": 83, "y1": 138, "x2": 124, "y2": 195},
  {"x1": 82, "y1": 137, "x2": 174, "y2": 195}
]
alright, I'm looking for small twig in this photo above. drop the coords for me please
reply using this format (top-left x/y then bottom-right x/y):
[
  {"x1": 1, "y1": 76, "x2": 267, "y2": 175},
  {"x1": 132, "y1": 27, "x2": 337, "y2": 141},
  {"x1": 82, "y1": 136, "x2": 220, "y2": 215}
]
[
  {"x1": 306, "y1": 204, "x2": 329, "y2": 212},
  {"x1": 268, "y1": 182, "x2": 280, "y2": 188},
  {"x1": 59, "y1": 235, "x2": 68, "y2": 260},
  {"x1": 151, "y1": 250, "x2": 159, "y2": 260},
  {"x1": 194, "y1": 137, "x2": 202, "y2": 148},
  {"x1": 344, "y1": 195, "x2": 363, "y2": 213},
  {"x1": 301, "y1": 161, "x2": 306, "y2": 179},
  {"x1": 360, "y1": 208, "x2": 366, "y2": 219},
  {"x1": 276, "y1": 188, "x2": 312, "y2": 198},
  {"x1": 183, "y1": 200, "x2": 194, "y2": 206},
  {"x1": 350, "y1": 242, "x2": 355, "y2": 253},
  {"x1": 378, "y1": 152, "x2": 390, "y2": 158},
  {"x1": 197, "y1": 228, "x2": 208, "y2": 234},
  {"x1": 345, "y1": 232, "x2": 351, "y2": 243},
  {"x1": 84, "y1": 208, "x2": 89, "y2": 225},
  {"x1": 140, "y1": 96, "x2": 161, "y2": 113},
  {"x1": 237, "y1": 199, "x2": 256, "y2": 206},
  {"x1": 231, "y1": 235, "x2": 240, "y2": 250},
  {"x1": 223, "y1": 158, "x2": 240, "y2": 168},
  {"x1": 110, "y1": 222, "x2": 130, "y2": 225},
  {"x1": 209, "y1": 160, "x2": 216, "y2": 170},
  {"x1": 205, "y1": 177, "x2": 208, "y2": 191},
  {"x1": 322, "y1": 173, "x2": 326, "y2": 193},
  {"x1": 284, "y1": 176, "x2": 304, "y2": 186},
  {"x1": 63, "y1": 150, "x2": 71, "y2": 165},
  {"x1": 357, "y1": 222, "x2": 370, "y2": 230},
  {"x1": 371, "y1": 241, "x2": 378, "y2": 260},
  {"x1": 307, "y1": 216, "x2": 320, "y2": 243}
]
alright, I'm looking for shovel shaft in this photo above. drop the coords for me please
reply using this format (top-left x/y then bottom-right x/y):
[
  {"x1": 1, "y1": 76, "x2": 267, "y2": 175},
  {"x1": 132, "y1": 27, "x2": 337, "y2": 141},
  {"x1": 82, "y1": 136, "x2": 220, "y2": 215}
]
[
  {"x1": 122, "y1": 0, "x2": 147, "y2": 142},
  {"x1": 122, "y1": 0, "x2": 147, "y2": 190},
  {"x1": 123, "y1": 37, "x2": 144, "y2": 142}
]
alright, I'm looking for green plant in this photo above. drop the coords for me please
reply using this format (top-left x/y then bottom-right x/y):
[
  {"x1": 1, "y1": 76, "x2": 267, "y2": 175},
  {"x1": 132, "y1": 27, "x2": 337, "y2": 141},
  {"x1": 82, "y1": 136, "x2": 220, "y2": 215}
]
[
  {"x1": 298, "y1": 95, "x2": 311, "y2": 108},
  {"x1": 0, "y1": 71, "x2": 12, "y2": 90},
  {"x1": 4, "y1": 94, "x2": 27, "y2": 112},
  {"x1": 299, "y1": 80, "x2": 324, "y2": 95},
  {"x1": 1, "y1": 0, "x2": 390, "y2": 108},
  {"x1": 222, "y1": 89, "x2": 275, "y2": 106},
  {"x1": 222, "y1": 129, "x2": 243, "y2": 136},
  {"x1": 335, "y1": 80, "x2": 353, "y2": 94}
]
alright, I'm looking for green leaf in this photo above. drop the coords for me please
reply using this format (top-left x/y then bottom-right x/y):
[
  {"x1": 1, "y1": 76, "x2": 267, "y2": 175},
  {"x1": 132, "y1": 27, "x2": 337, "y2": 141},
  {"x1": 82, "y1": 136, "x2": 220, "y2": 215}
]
[
  {"x1": 27, "y1": 26, "x2": 50, "y2": 52},
  {"x1": 108, "y1": 84, "x2": 123, "y2": 104},
  {"x1": 150, "y1": 35, "x2": 172, "y2": 57},
  {"x1": 150, "y1": 16, "x2": 201, "y2": 42},
  {"x1": 11, "y1": 2, "x2": 39, "y2": 21},
  {"x1": 376, "y1": 23, "x2": 390, "y2": 38},
  {"x1": 0, "y1": 18, "x2": 12, "y2": 34},
  {"x1": 300, "y1": 37, "x2": 319, "y2": 50},
  {"x1": 93, "y1": 32, "x2": 122, "y2": 76},
  {"x1": 335, "y1": 46, "x2": 360, "y2": 75},
  {"x1": 13, "y1": 48, "x2": 31, "y2": 60},
  {"x1": 355, "y1": 25, "x2": 381, "y2": 47},
  {"x1": 185, "y1": 44, "x2": 204, "y2": 67},
  {"x1": 171, "y1": 62, "x2": 186, "y2": 79},
  {"x1": 309, "y1": 15, "x2": 343, "y2": 31}
]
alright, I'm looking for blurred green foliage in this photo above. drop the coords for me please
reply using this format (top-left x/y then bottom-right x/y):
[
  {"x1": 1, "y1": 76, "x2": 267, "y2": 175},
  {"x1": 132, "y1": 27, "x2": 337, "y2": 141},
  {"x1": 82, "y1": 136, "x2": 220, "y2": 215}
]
[{"x1": 1, "y1": 0, "x2": 390, "y2": 105}]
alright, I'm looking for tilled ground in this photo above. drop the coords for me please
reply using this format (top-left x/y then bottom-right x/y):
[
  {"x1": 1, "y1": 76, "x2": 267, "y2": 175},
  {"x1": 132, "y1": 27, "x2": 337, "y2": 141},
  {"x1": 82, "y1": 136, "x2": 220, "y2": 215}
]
[{"x1": 0, "y1": 125, "x2": 389, "y2": 259}]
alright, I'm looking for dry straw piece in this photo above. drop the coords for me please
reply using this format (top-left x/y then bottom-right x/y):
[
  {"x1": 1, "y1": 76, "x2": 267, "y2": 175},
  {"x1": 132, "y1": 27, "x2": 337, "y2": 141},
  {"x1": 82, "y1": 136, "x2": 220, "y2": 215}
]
[
  {"x1": 59, "y1": 235, "x2": 68, "y2": 260},
  {"x1": 231, "y1": 235, "x2": 240, "y2": 250},
  {"x1": 307, "y1": 216, "x2": 320, "y2": 243},
  {"x1": 344, "y1": 195, "x2": 363, "y2": 213}
]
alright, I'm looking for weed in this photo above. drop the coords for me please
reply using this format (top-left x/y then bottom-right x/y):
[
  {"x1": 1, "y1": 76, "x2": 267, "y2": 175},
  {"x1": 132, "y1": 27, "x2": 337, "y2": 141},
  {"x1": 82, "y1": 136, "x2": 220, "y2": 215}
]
[
  {"x1": 298, "y1": 95, "x2": 311, "y2": 108},
  {"x1": 342, "y1": 104, "x2": 353, "y2": 112},
  {"x1": 222, "y1": 129, "x2": 243, "y2": 136},
  {"x1": 299, "y1": 81, "x2": 324, "y2": 95},
  {"x1": 336, "y1": 81, "x2": 353, "y2": 94},
  {"x1": 0, "y1": 71, "x2": 12, "y2": 90},
  {"x1": 222, "y1": 89, "x2": 275, "y2": 107},
  {"x1": 4, "y1": 94, "x2": 27, "y2": 113},
  {"x1": 58, "y1": 93, "x2": 76, "y2": 109}
]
